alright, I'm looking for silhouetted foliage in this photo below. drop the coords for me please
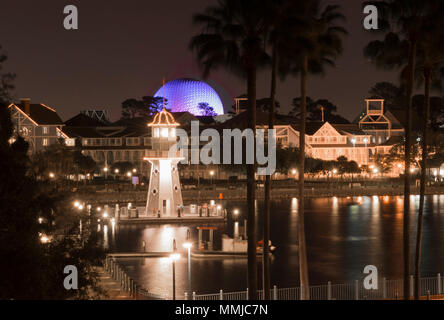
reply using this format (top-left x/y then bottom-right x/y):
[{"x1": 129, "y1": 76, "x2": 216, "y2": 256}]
[
  {"x1": 0, "y1": 46, "x2": 15, "y2": 104},
  {"x1": 0, "y1": 104, "x2": 104, "y2": 299},
  {"x1": 198, "y1": 102, "x2": 217, "y2": 116},
  {"x1": 291, "y1": 96, "x2": 349, "y2": 123},
  {"x1": 121, "y1": 96, "x2": 166, "y2": 119}
]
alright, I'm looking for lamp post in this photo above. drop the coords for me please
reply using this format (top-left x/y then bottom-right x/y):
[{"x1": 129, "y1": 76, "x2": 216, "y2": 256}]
[
  {"x1": 351, "y1": 137, "x2": 356, "y2": 163},
  {"x1": 209, "y1": 170, "x2": 215, "y2": 187},
  {"x1": 291, "y1": 169, "x2": 297, "y2": 180},
  {"x1": 233, "y1": 209, "x2": 240, "y2": 239},
  {"x1": 183, "y1": 229, "x2": 192, "y2": 298},
  {"x1": 170, "y1": 246, "x2": 181, "y2": 300},
  {"x1": 74, "y1": 201, "x2": 84, "y2": 237},
  {"x1": 103, "y1": 166, "x2": 109, "y2": 179}
]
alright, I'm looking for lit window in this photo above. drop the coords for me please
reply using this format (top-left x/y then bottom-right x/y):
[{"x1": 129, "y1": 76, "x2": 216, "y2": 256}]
[
  {"x1": 43, "y1": 126, "x2": 48, "y2": 134},
  {"x1": 161, "y1": 128, "x2": 169, "y2": 138},
  {"x1": 154, "y1": 128, "x2": 159, "y2": 137},
  {"x1": 43, "y1": 138, "x2": 49, "y2": 146}
]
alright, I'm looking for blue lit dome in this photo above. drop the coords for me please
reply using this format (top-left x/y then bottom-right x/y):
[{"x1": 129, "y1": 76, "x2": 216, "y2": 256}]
[{"x1": 153, "y1": 78, "x2": 224, "y2": 116}]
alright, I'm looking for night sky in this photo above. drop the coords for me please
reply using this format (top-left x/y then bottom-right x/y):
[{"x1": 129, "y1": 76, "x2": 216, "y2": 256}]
[{"x1": 0, "y1": 0, "x2": 397, "y2": 122}]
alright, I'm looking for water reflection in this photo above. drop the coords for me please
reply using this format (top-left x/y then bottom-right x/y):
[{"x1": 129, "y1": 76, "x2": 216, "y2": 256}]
[{"x1": 101, "y1": 195, "x2": 444, "y2": 296}]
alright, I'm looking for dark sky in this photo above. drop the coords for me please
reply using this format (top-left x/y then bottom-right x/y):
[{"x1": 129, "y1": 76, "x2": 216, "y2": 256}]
[{"x1": 0, "y1": 0, "x2": 397, "y2": 122}]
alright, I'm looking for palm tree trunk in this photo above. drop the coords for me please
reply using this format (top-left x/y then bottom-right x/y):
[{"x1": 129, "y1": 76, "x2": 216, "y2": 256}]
[
  {"x1": 246, "y1": 64, "x2": 258, "y2": 300},
  {"x1": 403, "y1": 39, "x2": 417, "y2": 300},
  {"x1": 262, "y1": 45, "x2": 277, "y2": 300},
  {"x1": 414, "y1": 67, "x2": 431, "y2": 300},
  {"x1": 298, "y1": 54, "x2": 310, "y2": 300}
]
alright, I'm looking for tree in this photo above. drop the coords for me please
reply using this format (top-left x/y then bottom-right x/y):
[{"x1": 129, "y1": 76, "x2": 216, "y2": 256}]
[
  {"x1": 413, "y1": 95, "x2": 444, "y2": 130},
  {"x1": 197, "y1": 102, "x2": 217, "y2": 116},
  {"x1": 0, "y1": 46, "x2": 15, "y2": 104},
  {"x1": 74, "y1": 151, "x2": 97, "y2": 178},
  {"x1": 261, "y1": 0, "x2": 301, "y2": 299},
  {"x1": 0, "y1": 104, "x2": 104, "y2": 299},
  {"x1": 31, "y1": 140, "x2": 77, "y2": 181},
  {"x1": 369, "y1": 82, "x2": 405, "y2": 110},
  {"x1": 121, "y1": 96, "x2": 165, "y2": 119},
  {"x1": 414, "y1": 8, "x2": 444, "y2": 299},
  {"x1": 291, "y1": 96, "x2": 349, "y2": 123},
  {"x1": 279, "y1": 1, "x2": 347, "y2": 299},
  {"x1": 190, "y1": 0, "x2": 268, "y2": 299},
  {"x1": 364, "y1": 0, "x2": 440, "y2": 299},
  {"x1": 256, "y1": 97, "x2": 281, "y2": 113}
]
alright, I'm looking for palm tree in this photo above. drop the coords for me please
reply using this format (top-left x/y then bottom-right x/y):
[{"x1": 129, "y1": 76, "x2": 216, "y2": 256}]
[
  {"x1": 364, "y1": 0, "x2": 439, "y2": 300},
  {"x1": 190, "y1": 0, "x2": 268, "y2": 299},
  {"x1": 261, "y1": 0, "x2": 306, "y2": 300},
  {"x1": 279, "y1": 1, "x2": 346, "y2": 299},
  {"x1": 414, "y1": 12, "x2": 444, "y2": 299}
]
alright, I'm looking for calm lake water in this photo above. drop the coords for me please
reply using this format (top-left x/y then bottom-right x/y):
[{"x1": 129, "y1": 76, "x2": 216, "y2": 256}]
[{"x1": 100, "y1": 195, "x2": 444, "y2": 298}]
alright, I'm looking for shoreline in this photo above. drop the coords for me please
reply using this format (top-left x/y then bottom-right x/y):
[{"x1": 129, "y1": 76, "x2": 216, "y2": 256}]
[{"x1": 75, "y1": 185, "x2": 444, "y2": 204}]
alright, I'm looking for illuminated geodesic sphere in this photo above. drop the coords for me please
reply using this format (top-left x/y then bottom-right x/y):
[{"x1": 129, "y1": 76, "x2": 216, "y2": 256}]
[{"x1": 153, "y1": 78, "x2": 224, "y2": 116}]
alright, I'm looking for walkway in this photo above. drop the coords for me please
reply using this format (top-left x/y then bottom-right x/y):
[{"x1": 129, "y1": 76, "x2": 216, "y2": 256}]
[{"x1": 95, "y1": 266, "x2": 134, "y2": 300}]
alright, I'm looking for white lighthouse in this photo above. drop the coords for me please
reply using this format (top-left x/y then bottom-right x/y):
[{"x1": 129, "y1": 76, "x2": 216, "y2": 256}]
[{"x1": 144, "y1": 108, "x2": 183, "y2": 216}]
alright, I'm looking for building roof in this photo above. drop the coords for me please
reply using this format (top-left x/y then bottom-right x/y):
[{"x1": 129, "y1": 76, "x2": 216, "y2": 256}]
[
  {"x1": 148, "y1": 108, "x2": 179, "y2": 126},
  {"x1": 216, "y1": 110, "x2": 290, "y2": 130},
  {"x1": 62, "y1": 126, "x2": 105, "y2": 138},
  {"x1": 291, "y1": 122, "x2": 324, "y2": 135},
  {"x1": 14, "y1": 103, "x2": 64, "y2": 125},
  {"x1": 65, "y1": 113, "x2": 108, "y2": 127},
  {"x1": 330, "y1": 124, "x2": 367, "y2": 135}
]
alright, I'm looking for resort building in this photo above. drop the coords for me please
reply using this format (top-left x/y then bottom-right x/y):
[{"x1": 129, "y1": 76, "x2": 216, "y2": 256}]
[
  {"x1": 356, "y1": 99, "x2": 404, "y2": 145},
  {"x1": 8, "y1": 98, "x2": 68, "y2": 153},
  {"x1": 219, "y1": 110, "x2": 374, "y2": 166}
]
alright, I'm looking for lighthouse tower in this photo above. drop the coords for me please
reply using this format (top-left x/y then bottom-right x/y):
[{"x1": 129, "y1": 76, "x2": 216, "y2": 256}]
[{"x1": 144, "y1": 108, "x2": 183, "y2": 216}]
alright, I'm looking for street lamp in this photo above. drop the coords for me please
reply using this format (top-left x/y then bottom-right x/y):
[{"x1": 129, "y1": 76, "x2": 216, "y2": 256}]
[
  {"x1": 209, "y1": 170, "x2": 215, "y2": 186},
  {"x1": 132, "y1": 168, "x2": 137, "y2": 173},
  {"x1": 103, "y1": 166, "x2": 109, "y2": 179},
  {"x1": 114, "y1": 168, "x2": 119, "y2": 174},
  {"x1": 170, "y1": 253, "x2": 181, "y2": 300},
  {"x1": 40, "y1": 234, "x2": 50, "y2": 244},
  {"x1": 49, "y1": 172, "x2": 55, "y2": 179},
  {"x1": 351, "y1": 138, "x2": 356, "y2": 162},
  {"x1": 183, "y1": 232, "x2": 192, "y2": 298}
]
